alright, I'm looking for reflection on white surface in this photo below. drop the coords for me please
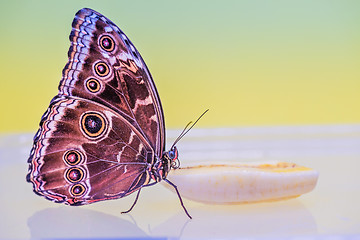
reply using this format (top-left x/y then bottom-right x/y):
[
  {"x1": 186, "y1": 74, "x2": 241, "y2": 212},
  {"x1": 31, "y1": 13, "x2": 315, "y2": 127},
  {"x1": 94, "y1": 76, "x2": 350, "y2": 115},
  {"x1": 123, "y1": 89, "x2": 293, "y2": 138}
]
[
  {"x1": 1, "y1": 125, "x2": 360, "y2": 239},
  {"x1": 154, "y1": 201, "x2": 317, "y2": 239},
  {"x1": 25, "y1": 199, "x2": 316, "y2": 239},
  {"x1": 28, "y1": 207, "x2": 147, "y2": 239}
]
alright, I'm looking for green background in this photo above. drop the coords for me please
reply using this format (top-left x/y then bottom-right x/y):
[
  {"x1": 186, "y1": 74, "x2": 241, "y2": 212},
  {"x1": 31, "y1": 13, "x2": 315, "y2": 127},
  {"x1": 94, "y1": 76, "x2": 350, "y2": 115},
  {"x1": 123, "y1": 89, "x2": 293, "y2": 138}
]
[{"x1": 1, "y1": 0, "x2": 359, "y2": 133}]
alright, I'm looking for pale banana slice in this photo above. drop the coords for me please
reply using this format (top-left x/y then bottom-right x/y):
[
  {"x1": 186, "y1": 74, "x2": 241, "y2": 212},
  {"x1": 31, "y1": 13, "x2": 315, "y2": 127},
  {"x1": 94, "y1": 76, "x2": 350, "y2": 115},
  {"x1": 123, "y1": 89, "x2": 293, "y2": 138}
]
[{"x1": 164, "y1": 161, "x2": 318, "y2": 204}]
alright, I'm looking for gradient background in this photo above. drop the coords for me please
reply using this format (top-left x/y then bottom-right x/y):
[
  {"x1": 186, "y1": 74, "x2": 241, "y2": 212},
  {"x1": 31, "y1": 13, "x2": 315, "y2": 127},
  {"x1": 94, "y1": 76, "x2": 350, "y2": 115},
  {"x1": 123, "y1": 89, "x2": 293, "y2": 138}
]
[{"x1": 1, "y1": 0, "x2": 359, "y2": 133}]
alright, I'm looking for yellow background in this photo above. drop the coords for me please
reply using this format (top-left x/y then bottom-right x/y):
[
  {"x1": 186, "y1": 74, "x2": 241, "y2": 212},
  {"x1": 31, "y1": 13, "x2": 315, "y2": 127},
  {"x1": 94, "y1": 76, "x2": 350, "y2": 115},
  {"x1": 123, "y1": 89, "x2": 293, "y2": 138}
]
[{"x1": 1, "y1": 0, "x2": 359, "y2": 133}]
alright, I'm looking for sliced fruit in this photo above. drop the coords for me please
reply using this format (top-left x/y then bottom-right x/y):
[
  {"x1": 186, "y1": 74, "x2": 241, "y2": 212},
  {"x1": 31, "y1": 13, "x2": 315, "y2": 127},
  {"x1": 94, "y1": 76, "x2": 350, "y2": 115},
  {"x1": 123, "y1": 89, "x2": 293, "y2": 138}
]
[{"x1": 163, "y1": 161, "x2": 318, "y2": 204}]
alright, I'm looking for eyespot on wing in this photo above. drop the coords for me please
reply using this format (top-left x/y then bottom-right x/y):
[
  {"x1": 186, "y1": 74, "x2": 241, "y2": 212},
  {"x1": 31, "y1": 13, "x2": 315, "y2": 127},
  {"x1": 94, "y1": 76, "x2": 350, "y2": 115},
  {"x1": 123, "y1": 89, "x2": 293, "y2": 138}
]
[{"x1": 163, "y1": 161, "x2": 319, "y2": 204}]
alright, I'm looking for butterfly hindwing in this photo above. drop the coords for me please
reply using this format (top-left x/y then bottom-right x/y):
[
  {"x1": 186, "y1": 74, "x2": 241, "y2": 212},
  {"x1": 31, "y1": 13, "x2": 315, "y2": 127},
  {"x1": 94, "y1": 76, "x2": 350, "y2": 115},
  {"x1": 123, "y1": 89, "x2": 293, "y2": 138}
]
[{"x1": 27, "y1": 95, "x2": 155, "y2": 204}]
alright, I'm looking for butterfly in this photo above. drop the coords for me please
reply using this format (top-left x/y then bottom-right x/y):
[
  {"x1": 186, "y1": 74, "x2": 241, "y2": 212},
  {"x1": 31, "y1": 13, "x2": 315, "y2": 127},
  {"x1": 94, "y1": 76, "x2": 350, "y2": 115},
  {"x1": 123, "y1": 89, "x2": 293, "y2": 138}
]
[{"x1": 26, "y1": 8, "x2": 195, "y2": 219}]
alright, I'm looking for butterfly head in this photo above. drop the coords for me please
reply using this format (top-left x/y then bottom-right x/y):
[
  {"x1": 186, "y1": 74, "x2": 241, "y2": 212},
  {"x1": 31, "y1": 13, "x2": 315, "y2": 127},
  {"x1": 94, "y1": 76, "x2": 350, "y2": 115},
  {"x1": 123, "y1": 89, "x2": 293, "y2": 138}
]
[
  {"x1": 167, "y1": 146, "x2": 180, "y2": 168},
  {"x1": 163, "y1": 146, "x2": 180, "y2": 169},
  {"x1": 157, "y1": 146, "x2": 180, "y2": 180}
]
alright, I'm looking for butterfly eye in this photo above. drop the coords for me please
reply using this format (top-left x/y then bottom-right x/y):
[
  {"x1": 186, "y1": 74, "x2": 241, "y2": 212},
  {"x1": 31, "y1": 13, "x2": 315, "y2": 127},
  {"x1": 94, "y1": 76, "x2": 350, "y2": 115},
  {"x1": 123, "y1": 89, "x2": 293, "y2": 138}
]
[
  {"x1": 99, "y1": 35, "x2": 115, "y2": 52},
  {"x1": 168, "y1": 147, "x2": 178, "y2": 160},
  {"x1": 63, "y1": 150, "x2": 83, "y2": 166},
  {"x1": 80, "y1": 112, "x2": 107, "y2": 139},
  {"x1": 65, "y1": 167, "x2": 85, "y2": 183},
  {"x1": 94, "y1": 62, "x2": 110, "y2": 77},
  {"x1": 70, "y1": 183, "x2": 86, "y2": 197},
  {"x1": 85, "y1": 78, "x2": 101, "y2": 93}
]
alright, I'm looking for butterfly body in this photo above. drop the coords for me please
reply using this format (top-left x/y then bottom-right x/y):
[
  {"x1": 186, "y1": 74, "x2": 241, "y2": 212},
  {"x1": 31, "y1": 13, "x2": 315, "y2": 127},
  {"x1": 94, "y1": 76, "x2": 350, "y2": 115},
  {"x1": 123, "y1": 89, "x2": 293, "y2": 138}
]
[{"x1": 27, "y1": 8, "x2": 190, "y2": 217}]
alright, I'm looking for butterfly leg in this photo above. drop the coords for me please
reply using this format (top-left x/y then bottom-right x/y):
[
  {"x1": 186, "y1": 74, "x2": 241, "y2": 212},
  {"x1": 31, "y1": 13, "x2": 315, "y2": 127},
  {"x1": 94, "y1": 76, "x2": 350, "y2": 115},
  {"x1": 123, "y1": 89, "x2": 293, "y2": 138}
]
[
  {"x1": 121, "y1": 182, "x2": 158, "y2": 214},
  {"x1": 164, "y1": 178, "x2": 192, "y2": 219}
]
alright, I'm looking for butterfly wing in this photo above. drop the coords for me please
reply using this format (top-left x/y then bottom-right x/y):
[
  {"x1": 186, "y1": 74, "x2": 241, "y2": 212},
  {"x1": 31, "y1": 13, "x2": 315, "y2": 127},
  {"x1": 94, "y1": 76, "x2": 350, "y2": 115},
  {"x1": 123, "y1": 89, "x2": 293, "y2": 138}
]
[
  {"x1": 27, "y1": 8, "x2": 164, "y2": 205},
  {"x1": 27, "y1": 96, "x2": 154, "y2": 204},
  {"x1": 60, "y1": 8, "x2": 165, "y2": 154}
]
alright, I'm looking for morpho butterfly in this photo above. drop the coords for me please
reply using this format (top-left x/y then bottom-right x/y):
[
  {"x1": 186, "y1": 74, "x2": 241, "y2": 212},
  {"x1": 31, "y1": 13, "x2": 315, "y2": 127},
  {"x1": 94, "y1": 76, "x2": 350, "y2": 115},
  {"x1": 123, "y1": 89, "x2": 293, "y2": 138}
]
[{"x1": 26, "y1": 8, "x2": 205, "y2": 219}]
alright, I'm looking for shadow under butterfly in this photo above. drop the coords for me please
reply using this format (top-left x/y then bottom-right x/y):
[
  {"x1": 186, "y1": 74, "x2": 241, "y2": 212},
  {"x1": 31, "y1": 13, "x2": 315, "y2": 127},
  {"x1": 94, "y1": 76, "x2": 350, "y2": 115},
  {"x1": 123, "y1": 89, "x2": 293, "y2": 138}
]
[
  {"x1": 28, "y1": 207, "x2": 148, "y2": 239},
  {"x1": 26, "y1": 8, "x2": 207, "y2": 219}
]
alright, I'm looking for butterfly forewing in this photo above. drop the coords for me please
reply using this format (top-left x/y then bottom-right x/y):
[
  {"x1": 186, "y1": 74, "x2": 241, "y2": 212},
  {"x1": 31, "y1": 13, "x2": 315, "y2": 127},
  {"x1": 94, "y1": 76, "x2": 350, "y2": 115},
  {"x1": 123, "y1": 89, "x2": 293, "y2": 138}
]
[
  {"x1": 59, "y1": 8, "x2": 165, "y2": 153},
  {"x1": 27, "y1": 8, "x2": 166, "y2": 205}
]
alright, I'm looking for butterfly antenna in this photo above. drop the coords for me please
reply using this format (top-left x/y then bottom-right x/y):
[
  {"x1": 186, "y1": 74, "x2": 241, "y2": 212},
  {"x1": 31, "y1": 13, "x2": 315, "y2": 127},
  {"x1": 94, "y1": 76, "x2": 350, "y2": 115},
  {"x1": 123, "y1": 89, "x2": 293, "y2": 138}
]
[
  {"x1": 171, "y1": 109, "x2": 209, "y2": 149},
  {"x1": 171, "y1": 121, "x2": 193, "y2": 148}
]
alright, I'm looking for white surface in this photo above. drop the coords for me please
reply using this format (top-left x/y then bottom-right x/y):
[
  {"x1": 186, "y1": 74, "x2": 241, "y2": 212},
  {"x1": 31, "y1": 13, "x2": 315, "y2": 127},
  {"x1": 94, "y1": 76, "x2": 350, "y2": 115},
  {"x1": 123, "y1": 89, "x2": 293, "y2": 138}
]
[{"x1": 1, "y1": 125, "x2": 360, "y2": 239}]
